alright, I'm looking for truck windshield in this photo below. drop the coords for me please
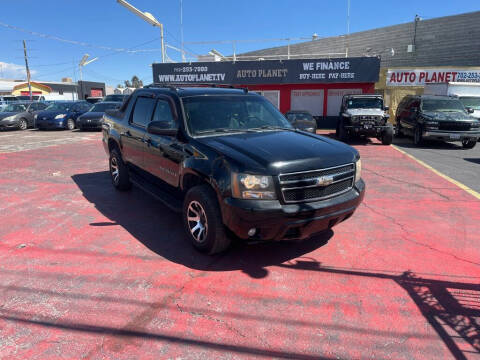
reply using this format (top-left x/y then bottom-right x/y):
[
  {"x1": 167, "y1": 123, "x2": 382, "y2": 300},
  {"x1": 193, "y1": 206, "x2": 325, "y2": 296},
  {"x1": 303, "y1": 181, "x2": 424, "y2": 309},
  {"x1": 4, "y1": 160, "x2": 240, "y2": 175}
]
[
  {"x1": 347, "y1": 98, "x2": 383, "y2": 109},
  {"x1": 183, "y1": 95, "x2": 292, "y2": 135},
  {"x1": 422, "y1": 99, "x2": 466, "y2": 112},
  {"x1": 459, "y1": 97, "x2": 480, "y2": 110}
]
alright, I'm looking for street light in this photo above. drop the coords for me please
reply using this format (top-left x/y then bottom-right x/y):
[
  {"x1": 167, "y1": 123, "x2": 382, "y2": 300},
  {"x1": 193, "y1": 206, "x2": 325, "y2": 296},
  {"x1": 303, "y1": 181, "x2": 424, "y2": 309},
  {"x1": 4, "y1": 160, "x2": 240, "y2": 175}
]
[
  {"x1": 116, "y1": 0, "x2": 165, "y2": 63},
  {"x1": 78, "y1": 54, "x2": 98, "y2": 81}
]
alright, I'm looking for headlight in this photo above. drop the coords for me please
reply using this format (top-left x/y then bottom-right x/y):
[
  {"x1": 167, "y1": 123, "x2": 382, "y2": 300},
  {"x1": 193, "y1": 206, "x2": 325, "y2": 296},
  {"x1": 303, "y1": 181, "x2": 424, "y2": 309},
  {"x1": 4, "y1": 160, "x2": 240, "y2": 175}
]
[
  {"x1": 55, "y1": 114, "x2": 66, "y2": 119},
  {"x1": 471, "y1": 121, "x2": 480, "y2": 128},
  {"x1": 355, "y1": 159, "x2": 362, "y2": 183},
  {"x1": 232, "y1": 173, "x2": 277, "y2": 200},
  {"x1": 34, "y1": 114, "x2": 38, "y2": 120}
]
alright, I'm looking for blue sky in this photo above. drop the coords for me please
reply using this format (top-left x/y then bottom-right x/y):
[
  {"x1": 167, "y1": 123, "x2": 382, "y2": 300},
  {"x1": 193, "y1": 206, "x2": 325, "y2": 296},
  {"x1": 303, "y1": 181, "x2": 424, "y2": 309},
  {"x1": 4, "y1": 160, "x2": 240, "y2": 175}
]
[{"x1": 0, "y1": 0, "x2": 478, "y2": 86}]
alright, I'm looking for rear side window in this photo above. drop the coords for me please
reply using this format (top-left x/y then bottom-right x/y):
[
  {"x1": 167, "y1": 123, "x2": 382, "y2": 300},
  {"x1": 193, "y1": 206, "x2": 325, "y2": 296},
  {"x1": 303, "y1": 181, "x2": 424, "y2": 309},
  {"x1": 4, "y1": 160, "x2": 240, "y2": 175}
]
[{"x1": 131, "y1": 97, "x2": 156, "y2": 127}]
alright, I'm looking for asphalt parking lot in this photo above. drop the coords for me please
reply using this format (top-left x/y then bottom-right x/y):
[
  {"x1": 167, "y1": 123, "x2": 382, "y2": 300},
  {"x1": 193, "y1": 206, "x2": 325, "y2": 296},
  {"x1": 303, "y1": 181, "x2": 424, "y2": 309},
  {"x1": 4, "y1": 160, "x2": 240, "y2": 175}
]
[{"x1": 0, "y1": 130, "x2": 479, "y2": 359}]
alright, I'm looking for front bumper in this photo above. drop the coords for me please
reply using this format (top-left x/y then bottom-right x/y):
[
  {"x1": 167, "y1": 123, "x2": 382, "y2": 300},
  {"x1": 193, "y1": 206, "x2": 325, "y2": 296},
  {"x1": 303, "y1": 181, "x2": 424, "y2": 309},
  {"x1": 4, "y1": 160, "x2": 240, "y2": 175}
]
[
  {"x1": 345, "y1": 124, "x2": 391, "y2": 136},
  {"x1": 222, "y1": 179, "x2": 365, "y2": 241},
  {"x1": 423, "y1": 130, "x2": 480, "y2": 141},
  {"x1": 0, "y1": 119, "x2": 19, "y2": 129},
  {"x1": 77, "y1": 119, "x2": 102, "y2": 129},
  {"x1": 36, "y1": 119, "x2": 66, "y2": 129}
]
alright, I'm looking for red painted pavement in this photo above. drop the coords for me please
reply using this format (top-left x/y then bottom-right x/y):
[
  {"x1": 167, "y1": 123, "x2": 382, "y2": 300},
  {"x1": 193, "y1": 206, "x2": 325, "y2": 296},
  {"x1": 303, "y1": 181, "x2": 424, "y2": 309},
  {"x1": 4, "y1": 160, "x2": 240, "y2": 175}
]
[{"x1": 0, "y1": 136, "x2": 479, "y2": 359}]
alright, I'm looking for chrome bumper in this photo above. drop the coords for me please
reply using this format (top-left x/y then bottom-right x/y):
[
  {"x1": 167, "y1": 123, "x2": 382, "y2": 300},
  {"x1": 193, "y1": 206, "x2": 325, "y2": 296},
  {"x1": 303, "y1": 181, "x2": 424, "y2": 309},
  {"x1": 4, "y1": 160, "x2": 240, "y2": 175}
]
[{"x1": 423, "y1": 130, "x2": 480, "y2": 140}]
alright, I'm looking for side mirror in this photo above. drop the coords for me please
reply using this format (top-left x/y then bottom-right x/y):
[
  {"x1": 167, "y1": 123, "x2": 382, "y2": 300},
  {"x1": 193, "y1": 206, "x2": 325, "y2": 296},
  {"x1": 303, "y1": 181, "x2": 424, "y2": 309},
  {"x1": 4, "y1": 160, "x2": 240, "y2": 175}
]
[
  {"x1": 466, "y1": 107, "x2": 474, "y2": 114},
  {"x1": 410, "y1": 107, "x2": 418, "y2": 113},
  {"x1": 384, "y1": 106, "x2": 389, "y2": 111},
  {"x1": 147, "y1": 121, "x2": 177, "y2": 136}
]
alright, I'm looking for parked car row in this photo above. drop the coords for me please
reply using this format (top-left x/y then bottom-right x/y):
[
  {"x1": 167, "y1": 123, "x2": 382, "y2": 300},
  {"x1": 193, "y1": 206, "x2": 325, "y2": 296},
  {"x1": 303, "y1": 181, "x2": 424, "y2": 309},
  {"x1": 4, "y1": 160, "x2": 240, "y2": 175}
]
[
  {"x1": 0, "y1": 98, "x2": 122, "y2": 131},
  {"x1": 334, "y1": 94, "x2": 479, "y2": 149}
]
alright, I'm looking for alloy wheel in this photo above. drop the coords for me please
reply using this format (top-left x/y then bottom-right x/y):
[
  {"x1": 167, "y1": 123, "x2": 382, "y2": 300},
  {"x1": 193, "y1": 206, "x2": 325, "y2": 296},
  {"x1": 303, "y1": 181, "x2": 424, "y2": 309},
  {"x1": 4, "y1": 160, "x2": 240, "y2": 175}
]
[
  {"x1": 110, "y1": 156, "x2": 119, "y2": 184},
  {"x1": 19, "y1": 119, "x2": 27, "y2": 130},
  {"x1": 187, "y1": 200, "x2": 208, "y2": 243}
]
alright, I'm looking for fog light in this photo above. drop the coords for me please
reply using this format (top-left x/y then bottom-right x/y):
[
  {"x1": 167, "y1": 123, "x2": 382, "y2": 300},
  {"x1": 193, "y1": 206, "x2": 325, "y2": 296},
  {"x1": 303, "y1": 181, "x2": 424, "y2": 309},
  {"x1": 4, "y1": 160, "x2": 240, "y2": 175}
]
[{"x1": 248, "y1": 228, "x2": 257, "y2": 237}]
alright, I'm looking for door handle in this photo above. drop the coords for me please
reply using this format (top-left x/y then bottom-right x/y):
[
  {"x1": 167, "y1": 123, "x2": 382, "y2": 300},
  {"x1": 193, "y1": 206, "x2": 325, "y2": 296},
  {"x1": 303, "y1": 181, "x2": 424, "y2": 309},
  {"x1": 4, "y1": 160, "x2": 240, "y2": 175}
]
[
  {"x1": 121, "y1": 130, "x2": 131, "y2": 136},
  {"x1": 143, "y1": 138, "x2": 152, "y2": 145}
]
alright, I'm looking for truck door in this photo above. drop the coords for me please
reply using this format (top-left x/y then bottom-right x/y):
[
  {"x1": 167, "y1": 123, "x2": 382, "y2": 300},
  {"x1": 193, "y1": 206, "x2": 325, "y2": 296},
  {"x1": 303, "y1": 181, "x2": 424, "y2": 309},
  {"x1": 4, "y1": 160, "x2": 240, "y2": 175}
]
[
  {"x1": 121, "y1": 96, "x2": 156, "y2": 170},
  {"x1": 143, "y1": 97, "x2": 184, "y2": 187}
]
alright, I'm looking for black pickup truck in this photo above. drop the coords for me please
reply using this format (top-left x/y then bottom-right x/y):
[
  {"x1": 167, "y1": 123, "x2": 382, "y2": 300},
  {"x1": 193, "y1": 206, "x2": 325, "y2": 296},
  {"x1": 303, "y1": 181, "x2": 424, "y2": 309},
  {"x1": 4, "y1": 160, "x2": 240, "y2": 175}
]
[{"x1": 102, "y1": 85, "x2": 365, "y2": 254}]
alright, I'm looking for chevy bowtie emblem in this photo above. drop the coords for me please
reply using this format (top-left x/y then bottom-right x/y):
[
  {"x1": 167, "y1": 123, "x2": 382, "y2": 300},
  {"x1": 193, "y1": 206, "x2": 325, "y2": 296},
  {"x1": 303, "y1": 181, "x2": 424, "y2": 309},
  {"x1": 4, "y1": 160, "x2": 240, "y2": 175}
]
[{"x1": 315, "y1": 175, "x2": 334, "y2": 186}]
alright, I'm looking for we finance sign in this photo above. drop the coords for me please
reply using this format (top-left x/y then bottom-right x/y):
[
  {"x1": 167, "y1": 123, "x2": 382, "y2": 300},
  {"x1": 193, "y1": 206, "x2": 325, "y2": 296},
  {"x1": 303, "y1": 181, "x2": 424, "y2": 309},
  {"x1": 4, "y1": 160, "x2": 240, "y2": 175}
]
[
  {"x1": 387, "y1": 69, "x2": 480, "y2": 86},
  {"x1": 152, "y1": 57, "x2": 380, "y2": 85}
]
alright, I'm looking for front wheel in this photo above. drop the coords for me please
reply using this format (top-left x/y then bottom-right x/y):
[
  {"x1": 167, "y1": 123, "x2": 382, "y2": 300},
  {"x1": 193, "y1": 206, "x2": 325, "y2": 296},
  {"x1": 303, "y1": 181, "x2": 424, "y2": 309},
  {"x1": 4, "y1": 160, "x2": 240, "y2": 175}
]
[
  {"x1": 18, "y1": 118, "x2": 28, "y2": 130},
  {"x1": 413, "y1": 126, "x2": 423, "y2": 146},
  {"x1": 66, "y1": 118, "x2": 75, "y2": 130},
  {"x1": 395, "y1": 121, "x2": 404, "y2": 137},
  {"x1": 183, "y1": 185, "x2": 231, "y2": 254},
  {"x1": 109, "y1": 148, "x2": 131, "y2": 191},
  {"x1": 462, "y1": 139, "x2": 477, "y2": 149},
  {"x1": 381, "y1": 127, "x2": 394, "y2": 145}
]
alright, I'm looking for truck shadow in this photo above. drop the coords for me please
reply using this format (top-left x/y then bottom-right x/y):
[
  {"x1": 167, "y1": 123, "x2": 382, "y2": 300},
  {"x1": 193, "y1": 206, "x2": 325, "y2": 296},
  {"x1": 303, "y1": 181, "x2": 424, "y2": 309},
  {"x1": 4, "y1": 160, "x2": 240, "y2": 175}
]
[
  {"x1": 71, "y1": 171, "x2": 332, "y2": 277},
  {"x1": 277, "y1": 260, "x2": 480, "y2": 360}
]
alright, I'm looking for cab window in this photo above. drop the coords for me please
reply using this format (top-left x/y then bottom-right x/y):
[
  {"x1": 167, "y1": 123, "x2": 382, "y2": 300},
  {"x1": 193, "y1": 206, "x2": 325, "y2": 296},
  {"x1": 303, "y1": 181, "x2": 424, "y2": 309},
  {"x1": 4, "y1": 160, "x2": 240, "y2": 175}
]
[{"x1": 131, "y1": 97, "x2": 156, "y2": 127}]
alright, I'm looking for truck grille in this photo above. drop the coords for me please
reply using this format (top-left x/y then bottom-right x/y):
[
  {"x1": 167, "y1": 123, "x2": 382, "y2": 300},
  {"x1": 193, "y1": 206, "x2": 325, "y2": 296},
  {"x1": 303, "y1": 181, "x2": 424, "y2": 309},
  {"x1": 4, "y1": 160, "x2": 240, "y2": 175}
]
[
  {"x1": 278, "y1": 164, "x2": 355, "y2": 203},
  {"x1": 358, "y1": 115, "x2": 381, "y2": 122},
  {"x1": 438, "y1": 122, "x2": 471, "y2": 131}
]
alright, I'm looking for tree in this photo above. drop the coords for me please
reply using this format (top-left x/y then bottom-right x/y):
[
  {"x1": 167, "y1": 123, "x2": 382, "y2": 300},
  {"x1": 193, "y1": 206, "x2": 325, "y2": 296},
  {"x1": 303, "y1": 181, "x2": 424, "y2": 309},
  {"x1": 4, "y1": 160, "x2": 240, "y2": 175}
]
[{"x1": 123, "y1": 76, "x2": 143, "y2": 89}]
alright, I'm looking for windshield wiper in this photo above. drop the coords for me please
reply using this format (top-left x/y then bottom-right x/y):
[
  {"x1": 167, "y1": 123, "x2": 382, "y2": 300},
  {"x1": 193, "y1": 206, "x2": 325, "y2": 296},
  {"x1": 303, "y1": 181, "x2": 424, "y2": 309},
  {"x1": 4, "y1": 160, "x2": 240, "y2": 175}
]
[
  {"x1": 251, "y1": 125, "x2": 293, "y2": 131},
  {"x1": 195, "y1": 128, "x2": 255, "y2": 135}
]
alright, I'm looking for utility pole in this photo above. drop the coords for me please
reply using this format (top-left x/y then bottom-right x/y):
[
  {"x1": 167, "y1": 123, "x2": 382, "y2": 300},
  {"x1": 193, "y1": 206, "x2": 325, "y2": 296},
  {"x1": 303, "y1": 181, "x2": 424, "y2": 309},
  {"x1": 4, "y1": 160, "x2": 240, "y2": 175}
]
[
  {"x1": 180, "y1": 0, "x2": 185, "y2": 62},
  {"x1": 346, "y1": 0, "x2": 350, "y2": 57},
  {"x1": 22, "y1": 40, "x2": 33, "y2": 100}
]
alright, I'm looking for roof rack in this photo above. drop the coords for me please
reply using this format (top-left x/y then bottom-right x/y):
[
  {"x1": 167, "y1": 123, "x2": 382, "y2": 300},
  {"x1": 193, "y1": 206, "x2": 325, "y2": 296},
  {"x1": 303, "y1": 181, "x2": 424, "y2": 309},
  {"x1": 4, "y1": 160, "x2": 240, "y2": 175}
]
[{"x1": 144, "y1": 83, "x2": 249, "y2": 93}]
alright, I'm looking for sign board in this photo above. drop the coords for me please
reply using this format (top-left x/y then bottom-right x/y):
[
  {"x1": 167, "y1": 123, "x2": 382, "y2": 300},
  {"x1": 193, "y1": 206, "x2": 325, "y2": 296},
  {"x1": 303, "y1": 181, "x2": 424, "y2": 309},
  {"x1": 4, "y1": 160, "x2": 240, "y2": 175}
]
[
  {"x1": 387, "y1": 69, "x2": 480, "y2": 87},
  {"x1": 152, "y1": 57, "x2": 380, "y2": 85},
  {"x1": 291, "y1": 89, "x2": 324, "y2": 116}
]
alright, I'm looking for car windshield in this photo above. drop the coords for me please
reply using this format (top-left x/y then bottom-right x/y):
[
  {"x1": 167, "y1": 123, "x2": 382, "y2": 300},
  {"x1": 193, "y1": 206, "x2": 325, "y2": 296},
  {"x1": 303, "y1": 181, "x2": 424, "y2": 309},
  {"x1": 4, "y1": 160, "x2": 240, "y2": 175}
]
[
  {"x1": 421, "y1": 99, "x2": 466, "y2": 112},
  {"x1": 90, "y1": 103, "x2": 119, "y2": 112},
  {"x1": 287, "y1": 112, "x2": 313, "y2": 122},
  {"x1": 183, "y1": 95, "x2": 292, "y2": 135},
  {"x1": 459, "y1": 97, "x2": 480, "y2": 110},
  {"x1": 347, "y1": 98, "x2": 383, "y2": 109},
  {"x1": 2, "y1": 103, "x2": 27, "y2": 112},
  {"x1": 45, "y1": 103, "x2": 72, "y2": 112}
]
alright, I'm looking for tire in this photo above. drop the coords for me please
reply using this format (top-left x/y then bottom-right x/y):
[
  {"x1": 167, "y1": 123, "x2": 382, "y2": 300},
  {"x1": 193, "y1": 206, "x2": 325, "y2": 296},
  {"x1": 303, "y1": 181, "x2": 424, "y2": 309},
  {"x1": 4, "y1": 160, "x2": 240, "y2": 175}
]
[
  {"x1": 18, "y1": 118, "x2": 28, "y2": 130},
  {"x1": 183, "y1": 184, "x2": 231, "y2": 254},
  {"x1": 381, "y1": 127, "x2": 394, "y2": 145},
  {"x1": 413, "y1": 125, "x2": 423, "y2": 146},
  {"x1": 462, "y1": 139, "x2": 477, "y2": 149},
  {"x1": 109, "y1": 148, "x2": 131, "y2": 191},
  {"x1": 395, "y1": 121, "x2": 404, "y2": 137},
  {"x1": 66, "y1": 118, "x2": 75, "y2": 130},
  {"x1": 337, "y1": 121, "x2": 349, "y2": 142}
]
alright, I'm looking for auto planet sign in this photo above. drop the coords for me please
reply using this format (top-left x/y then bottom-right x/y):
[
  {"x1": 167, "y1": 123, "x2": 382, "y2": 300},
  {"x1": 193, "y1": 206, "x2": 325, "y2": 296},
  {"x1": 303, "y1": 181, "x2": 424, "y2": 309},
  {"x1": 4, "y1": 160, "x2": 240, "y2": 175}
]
[
  {"x1": 152, "y1": 57, "x2": 380, "y2": 85},
  {"x1": 387, "y1": 69, "x2": 480, "y2": 86}
]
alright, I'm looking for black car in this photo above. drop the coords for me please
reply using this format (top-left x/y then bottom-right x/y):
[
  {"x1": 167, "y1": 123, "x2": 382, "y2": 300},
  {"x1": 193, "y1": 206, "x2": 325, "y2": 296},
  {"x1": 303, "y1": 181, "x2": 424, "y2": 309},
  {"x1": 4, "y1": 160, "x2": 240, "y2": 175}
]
[
  {"x1": 103, "y1": 94, "x2": 128, "y2": 103},
  {"x1": 102, "y1": 85, "x2": 365, "y2": 254},
  {"x1": 0, "y1": 102, "x2": 48, "y2": 130},
  {"x1": 395, "y1": 95, "x2": 480, "y2": 148},
  {"x1": 76, "y1": 101, "x2": 120, "y2": 131},
  {"x1": 284, "y1": 110, "x2": 317, "y2": 133}
]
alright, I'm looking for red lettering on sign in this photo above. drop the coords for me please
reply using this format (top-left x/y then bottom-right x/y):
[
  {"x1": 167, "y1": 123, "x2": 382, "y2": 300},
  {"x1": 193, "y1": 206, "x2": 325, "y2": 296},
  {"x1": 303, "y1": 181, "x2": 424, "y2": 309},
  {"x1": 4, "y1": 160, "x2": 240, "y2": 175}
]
[
  {"x1": 419, "y1": 72, "x2": 426, "y2": 82},
  {"x1": 452, "y1": 72, "x2": 458, "y2": 81},
  {"x1": 409, "y1": 72, "x2": 416, "y2": 83},
  {"x1": 437, "y1": 72, "x2": 445, "y2": 82},
  {"x1": 390, "y1": 73, "x2": 396, "y2": 82}
]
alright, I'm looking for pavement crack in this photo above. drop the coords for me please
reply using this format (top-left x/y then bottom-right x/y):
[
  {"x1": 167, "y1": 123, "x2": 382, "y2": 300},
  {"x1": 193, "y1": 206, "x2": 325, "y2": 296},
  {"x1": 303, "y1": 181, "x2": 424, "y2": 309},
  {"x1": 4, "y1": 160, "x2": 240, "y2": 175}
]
[
  {"x1": 176, "y1": 303, "x2": 247, "y2": 338},
  {"x1": 364, "y1": 167, "x2": 451, "y2": 200},
  {"x1": 361, "y1": 203, "x2": 480, "y2": 267}
]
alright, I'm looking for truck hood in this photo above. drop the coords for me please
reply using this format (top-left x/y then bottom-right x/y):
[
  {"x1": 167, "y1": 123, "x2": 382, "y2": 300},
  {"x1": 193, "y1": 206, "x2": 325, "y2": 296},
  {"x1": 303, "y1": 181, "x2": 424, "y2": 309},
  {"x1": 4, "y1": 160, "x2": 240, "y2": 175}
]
[
  {"x1": 79, "y1": 111, "x2": 103, "y2": 120},
  {"x1": 198, "y1": 130, "x2": 358, "y2": 174},
  {"x1": 422, "y1": 111, "x2": 475, "y2": 122},
  {"x1": 344, "y1": 108, "x2": 385, "y2": 116}
]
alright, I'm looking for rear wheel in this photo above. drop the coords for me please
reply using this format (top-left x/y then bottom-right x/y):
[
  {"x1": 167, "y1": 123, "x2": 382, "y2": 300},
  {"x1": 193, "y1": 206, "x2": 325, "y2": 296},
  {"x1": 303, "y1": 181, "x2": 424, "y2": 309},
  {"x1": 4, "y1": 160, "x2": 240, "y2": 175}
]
[
  {"x1": 381, "y1": 127, "x2": 393, "y2": 145},
  {"x1": 66, "y1": 118, "x2": 75, "y2": 130},
  {"x1": 413, "y1": 126, "x2": 423, "y2": 146},
  {"x1": 109, "y1": 148, "x2": 131, "y2": 191},
  {"x1": 183, "y1": 184, "x2": 231, "y2": 254},
  {"x1": 18, "y1": 118, "x2": 28, "y2": 130},
  {"x1": 462, "y1": 139, "x2": 477, "y2": 149}
]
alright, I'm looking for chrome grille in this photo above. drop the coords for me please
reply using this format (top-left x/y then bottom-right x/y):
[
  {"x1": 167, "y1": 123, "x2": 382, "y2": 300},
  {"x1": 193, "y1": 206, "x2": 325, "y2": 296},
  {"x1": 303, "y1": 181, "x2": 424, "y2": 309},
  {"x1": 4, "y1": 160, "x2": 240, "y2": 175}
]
[
  {"x1": 438, "y1": 122, "x2": 471, "y2": 131},
  {"x1": 279, "y1": 164, "x2": 355, "y2": 203}
]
